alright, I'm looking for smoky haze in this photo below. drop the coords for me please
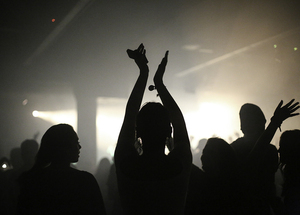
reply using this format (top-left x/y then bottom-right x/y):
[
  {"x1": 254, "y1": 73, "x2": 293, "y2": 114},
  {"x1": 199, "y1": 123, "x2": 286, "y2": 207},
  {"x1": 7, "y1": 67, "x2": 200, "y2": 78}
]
[{"x1": 1, "y1": 0, "x2": 300, "y2": 172}]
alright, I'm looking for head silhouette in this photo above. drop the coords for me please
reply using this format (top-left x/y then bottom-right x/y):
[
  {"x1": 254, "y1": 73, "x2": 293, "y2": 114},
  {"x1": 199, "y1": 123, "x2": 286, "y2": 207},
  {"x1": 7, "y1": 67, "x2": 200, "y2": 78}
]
[
  {"x1": 279, "y1": 129, "x2": 300, "y2": 166},
  {"x1": 21, "y1": 139, "x2": 39, "y2": 168},
  {"x1": 201, "y1": 138, "x2": 237, "y2": 178},
  {"x1": 239, "y1": 103, "x2": 266, "y2": 138},
  {"x1": 34, "y1": 124, "x2": 81, "y2": 169},
  {"x1": 136, "y1": 102, "x2": 172, "y2": 152}
]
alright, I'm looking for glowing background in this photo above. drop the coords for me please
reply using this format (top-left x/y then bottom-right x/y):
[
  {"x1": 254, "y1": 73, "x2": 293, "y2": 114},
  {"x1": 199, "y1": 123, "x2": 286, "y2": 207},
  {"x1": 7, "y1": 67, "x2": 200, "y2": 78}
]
[{"x1": 1, "y1": 0, "x2": 300, "y2": 173}]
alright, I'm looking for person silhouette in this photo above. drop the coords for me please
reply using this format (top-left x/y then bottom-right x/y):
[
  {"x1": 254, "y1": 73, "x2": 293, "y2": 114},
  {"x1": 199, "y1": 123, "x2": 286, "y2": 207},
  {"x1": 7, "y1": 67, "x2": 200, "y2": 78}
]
[
  {"x1": 106, "y1": 159, "x2": 123, "y2": 215},
  {"x1": 17, "y1": 124, "x2": 106, "y2": 215},
  {"x1": 10, "y1": 147, "x2": 23, "y2": 171},
  {"x1": 94, "y1": 157, "x2": 111, "y2": 213},
  {"x1": 20, "y1": 140, "x2": 39, "y2": 172},
  {"x1": 237, "y1": 100, "x2": 299, "y2": 214},
  {"x1": 278, "y1": 129, "x2": 300, "y2": 214},
  {"x1": 5, "y1": 139, "x2": 39, "y2": 214},
  {"x1": 185, "y1": 137, "x2": 239, "y2": 215},
  {"x1": 230, "y1": 103, "x2": 279, "y2": 213},
  {"x1": 231, "y1": 103, "x2": 270, "y2": 161},
  {"x1": 192, "y1": 138, "x2": 207, "y2": 168},
  {"x1": 114, "y1": 44, "x2": 192, "y2": 215}
]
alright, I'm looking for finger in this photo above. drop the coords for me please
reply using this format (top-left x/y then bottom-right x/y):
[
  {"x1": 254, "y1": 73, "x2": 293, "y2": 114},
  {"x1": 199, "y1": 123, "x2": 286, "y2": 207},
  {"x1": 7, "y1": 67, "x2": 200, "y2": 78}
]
[
  {"x1": 288, "y1": 102, "x2": 299, "y2": 110},
  {"x1": 275, "y1": 100, "x2": 283, "y2": 112},
  {"x1": 160, "y1": 51, "x2": 169, "y2": 65},
  {"x1": 138, "y1": 43, "x2": 143, "y2": 52},
  {"x1": 139, "y1": 47, "x2": 144, "y2": 54},
  {"x1": 283, "y1": 99, "x2": 295, "y2": 108},
  {"x1": 289, "y1": 113, "x2": 300, "y2": 118},
  {"x1": 289, "y1": 105, "x2": 300, "y2": 113}
]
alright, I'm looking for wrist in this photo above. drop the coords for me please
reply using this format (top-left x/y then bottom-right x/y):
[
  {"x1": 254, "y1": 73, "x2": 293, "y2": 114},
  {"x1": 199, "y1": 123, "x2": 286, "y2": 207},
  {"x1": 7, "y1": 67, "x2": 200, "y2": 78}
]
[
  {"x1": 139, "y1": 70, "x2": 149, "y2": 77},
  {"x1": 270, "y1": 116, "x2": 283, "y2": 131},
  {"x1": 154, "y1": 81, "x2": 165, "y2": 87},
  {"x1": 141, "y1": 64, "x2": 149, "y2": 69},
  {"x1": 139, "y1": 66, "x2": 149, "y2": 73}
]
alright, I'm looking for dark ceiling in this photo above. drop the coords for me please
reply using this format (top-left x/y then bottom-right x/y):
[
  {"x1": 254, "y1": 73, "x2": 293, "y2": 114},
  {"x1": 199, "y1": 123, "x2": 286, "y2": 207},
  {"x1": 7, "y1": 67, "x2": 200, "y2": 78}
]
[{"x1": 1, "y1": 0, "x2": 300, "y2": 97}]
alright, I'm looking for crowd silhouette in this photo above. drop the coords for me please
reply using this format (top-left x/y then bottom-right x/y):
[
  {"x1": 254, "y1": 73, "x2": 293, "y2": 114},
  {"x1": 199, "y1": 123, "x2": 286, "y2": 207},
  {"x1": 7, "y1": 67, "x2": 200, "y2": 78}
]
[{"x1": 0, "y1": 44, "x2": 300, "y2": 215}]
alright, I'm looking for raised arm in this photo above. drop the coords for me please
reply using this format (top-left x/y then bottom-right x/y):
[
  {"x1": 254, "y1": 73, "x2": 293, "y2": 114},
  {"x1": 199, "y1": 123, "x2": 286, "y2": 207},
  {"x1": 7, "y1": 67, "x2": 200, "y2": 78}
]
[
  {"x1": 114, "y1": 44, "x2": 149, "y2": 164},
  {"x1": 153, "y1": 51, "x2": 191, "y2": 153},
  {"x1": 250, "y1": 99, "x2": 299, "y2": 155}
]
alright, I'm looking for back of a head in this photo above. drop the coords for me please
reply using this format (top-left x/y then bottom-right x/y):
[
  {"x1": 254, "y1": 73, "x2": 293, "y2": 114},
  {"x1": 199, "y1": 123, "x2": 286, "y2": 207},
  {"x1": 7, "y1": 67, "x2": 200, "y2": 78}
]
[
  {"x1": 239, "y1": 103, "x2": 266, "y2": 136},
  {"x1": 34, "y1": 124, "x2": 76, "y2": 169},
  {"x1": 201, "y1": 138, "x2": 237, "y2": 177},
  {"x1": 136, "y1": 102, "x2": 171, "y2": 141},
  {"x1": 279, "y1": 129, "x2": 300, "y2": 165},
  {"x1": 21, "y1": 139, "x2": 39, "y2": 165}
]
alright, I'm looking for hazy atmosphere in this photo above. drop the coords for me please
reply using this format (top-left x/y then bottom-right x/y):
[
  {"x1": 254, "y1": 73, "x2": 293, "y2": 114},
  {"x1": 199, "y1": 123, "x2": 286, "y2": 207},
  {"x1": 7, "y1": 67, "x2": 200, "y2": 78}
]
[{"x1": 1, "y1": 0, "x2": 300, "y2": 173}]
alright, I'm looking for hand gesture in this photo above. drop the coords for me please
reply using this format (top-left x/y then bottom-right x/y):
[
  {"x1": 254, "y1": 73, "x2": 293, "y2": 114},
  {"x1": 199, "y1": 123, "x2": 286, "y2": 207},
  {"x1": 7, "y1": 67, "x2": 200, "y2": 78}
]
[
  {"x1": 154, "y1": 51, "x2": 168, "y2": 85},
  {"x1": 271, "y1": 99, "x2": 300, "y2": 126},
  {"x1": 127, "y1": 43, "x2": 148, "y2": 71}
]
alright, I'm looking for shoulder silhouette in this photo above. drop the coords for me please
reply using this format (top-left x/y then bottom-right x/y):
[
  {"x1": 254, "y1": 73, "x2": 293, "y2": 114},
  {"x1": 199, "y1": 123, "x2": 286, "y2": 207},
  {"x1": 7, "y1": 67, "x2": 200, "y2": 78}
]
[
  {"x1": 17, "y1": 124, "x2": 106, "y2": 215},
  {"x1": 186, "y1": 137, "x2": 239, "y2": 215}
]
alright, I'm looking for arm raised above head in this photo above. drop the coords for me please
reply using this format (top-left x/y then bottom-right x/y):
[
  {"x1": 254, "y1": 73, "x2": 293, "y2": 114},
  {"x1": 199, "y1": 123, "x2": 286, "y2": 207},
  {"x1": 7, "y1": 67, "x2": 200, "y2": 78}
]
[
  {"x1": 251, "y1": 99, "x2": 300, "y2": 154},
  {"x1": 114, "y1": 44, "x2": 149, "y2": 164},
  {"x1": 153, "y1": 51, "x2": 191, "y2": 155}
]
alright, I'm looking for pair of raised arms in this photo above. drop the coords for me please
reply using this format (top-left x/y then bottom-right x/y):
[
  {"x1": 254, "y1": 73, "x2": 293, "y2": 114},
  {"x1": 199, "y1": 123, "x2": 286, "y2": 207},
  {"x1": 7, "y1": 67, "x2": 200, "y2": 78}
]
[
  {"x1": 115, "y1": 43, "x2": 190, "y2": 159},
  {"x1": 127, "y1": 43, "x2": 168, "y2": 87}
]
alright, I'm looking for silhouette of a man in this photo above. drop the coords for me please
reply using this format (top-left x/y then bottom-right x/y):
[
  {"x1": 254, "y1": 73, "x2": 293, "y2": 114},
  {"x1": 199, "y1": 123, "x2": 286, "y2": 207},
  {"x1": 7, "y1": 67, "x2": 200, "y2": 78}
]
[{"x1": 231, "y1": 103, "x2": 278, "y2": 213}]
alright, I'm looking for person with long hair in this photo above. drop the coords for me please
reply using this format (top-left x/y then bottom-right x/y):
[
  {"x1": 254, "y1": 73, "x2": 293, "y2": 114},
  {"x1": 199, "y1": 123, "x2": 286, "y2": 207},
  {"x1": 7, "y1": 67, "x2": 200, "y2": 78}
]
[
  {"x1": 114, "y1": 44, "x2": 192, "y2": 215},
  {"x1": 17, "y1": 124, "x2": 106, "y2": 215}
]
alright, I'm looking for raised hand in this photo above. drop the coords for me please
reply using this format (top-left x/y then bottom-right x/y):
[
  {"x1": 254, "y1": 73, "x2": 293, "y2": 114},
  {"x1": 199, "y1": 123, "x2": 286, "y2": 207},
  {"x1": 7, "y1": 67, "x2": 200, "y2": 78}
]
[
  {"x1": 127, "y1": 43, "x2": 148, "y2": 71},
  {"x1": 154, "y1": 51, "x2": 168, "y2": 85},
  {"x1": 115, "y1": 44, "x2": 150, "y2": 163},
  {"x1": 251, "y1": 99, "x2": 300, "y2": 155},
  {"x1": 271, "y1": 99, "x2": 300, "y2": 127}
]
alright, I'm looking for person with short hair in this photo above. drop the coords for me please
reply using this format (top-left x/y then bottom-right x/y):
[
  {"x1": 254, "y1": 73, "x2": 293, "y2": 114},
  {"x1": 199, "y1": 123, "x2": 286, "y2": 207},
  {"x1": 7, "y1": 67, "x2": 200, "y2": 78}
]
[{"x1": 114, "y1": 44, "x2": 192, "y2": 215}]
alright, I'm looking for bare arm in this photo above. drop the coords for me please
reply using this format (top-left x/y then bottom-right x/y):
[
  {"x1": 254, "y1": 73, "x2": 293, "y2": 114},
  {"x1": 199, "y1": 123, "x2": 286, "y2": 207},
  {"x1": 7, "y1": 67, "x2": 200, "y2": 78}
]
[
  {"x1": 153, "y1": 51, "x2": 191, "y2": 155},
  {"x1": 114, "y1": 44, "x2": 149, "y2": 165},
  {"x1": 250, "y1": 99, "x2": 299, "y2": 155}
]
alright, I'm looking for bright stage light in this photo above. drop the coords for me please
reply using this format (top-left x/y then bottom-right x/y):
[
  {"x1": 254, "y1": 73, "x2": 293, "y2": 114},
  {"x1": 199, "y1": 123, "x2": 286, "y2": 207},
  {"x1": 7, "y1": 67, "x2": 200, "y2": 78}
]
[
  {"x1": 0, "y1": 160, "x2": 11, "y2": 171},
  {"x1": 96, "y1": 97, "x2": 126, "y2": 160},
  {"x1": 32, "y1": 110, "x2": 39, "y2": 117},
  {"x1": 32, "y1": 109, "x2": 77, "y2": 130},
  {"x1": 184, "y1": 102, "x2": 240, "y2": 148}
]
